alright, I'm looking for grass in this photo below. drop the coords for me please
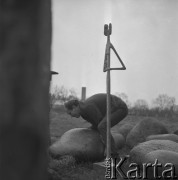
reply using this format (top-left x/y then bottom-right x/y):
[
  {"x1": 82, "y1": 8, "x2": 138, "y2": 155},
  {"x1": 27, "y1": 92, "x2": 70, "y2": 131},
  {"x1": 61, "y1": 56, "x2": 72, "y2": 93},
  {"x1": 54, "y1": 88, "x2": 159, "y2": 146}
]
[
  {"x1": 48, "y1": 156, "x2": 106, "y2": 180},
  {"x1": 48, "y1": 105, "x2": 178, "y2": 180}
]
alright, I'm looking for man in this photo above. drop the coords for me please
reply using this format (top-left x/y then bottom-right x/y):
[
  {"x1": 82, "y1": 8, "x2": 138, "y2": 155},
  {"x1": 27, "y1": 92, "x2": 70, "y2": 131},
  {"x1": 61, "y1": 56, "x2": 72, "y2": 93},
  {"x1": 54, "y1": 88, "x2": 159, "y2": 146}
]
[{"x1": 64, "y1": 93, "x2": 128, "y2": 158}]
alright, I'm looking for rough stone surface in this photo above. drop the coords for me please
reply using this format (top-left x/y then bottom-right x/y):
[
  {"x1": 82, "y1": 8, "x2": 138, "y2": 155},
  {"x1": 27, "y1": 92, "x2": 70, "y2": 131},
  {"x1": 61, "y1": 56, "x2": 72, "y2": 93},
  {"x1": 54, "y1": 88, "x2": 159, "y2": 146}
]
[
  {"x1": 114, "y1": 124, "x2": 134, "y2": 140},
  {"x1": 112, "y1": 133, "x2": 125, "y2": 150},
  {"x1": 146, "y1": 134, "x2": 178, "y2": 143},
  {"x1": 142, "y1": 150, "x2": 178, "y2": 179},
  {"x1": 49, "y1": 128, "x2": 105, "y2": 162},
  {"x1": 129, "y1": 140, "x2": 178, "y2": 165},
  {"x1": 173, "y1": 129, "x2": 178, "y2": 136},
  {"x1": 126, "y1": 118, "x2": 168, "y2": 148}
]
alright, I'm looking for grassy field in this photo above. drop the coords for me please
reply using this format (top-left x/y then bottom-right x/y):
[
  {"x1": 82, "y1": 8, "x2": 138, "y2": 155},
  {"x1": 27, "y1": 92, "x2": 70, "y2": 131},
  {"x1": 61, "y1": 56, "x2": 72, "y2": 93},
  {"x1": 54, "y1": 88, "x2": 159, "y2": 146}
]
[{"x1": 48, "y1": 105, "x2": 178, "y2": 180}]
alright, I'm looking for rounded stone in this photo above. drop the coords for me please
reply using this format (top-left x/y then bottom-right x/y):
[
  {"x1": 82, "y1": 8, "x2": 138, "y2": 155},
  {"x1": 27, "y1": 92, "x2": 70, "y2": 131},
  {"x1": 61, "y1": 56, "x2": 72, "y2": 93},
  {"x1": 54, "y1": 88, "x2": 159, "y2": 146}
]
[
  {"x1": 112, "y1": 133, "x2": 125, "y2": 150},
  {"x1": 129, "y1": 140, "x2": 178, "y2": 165},
  {"x1": 142, "y1": 150, "x2": 178, "y2": 179},
  {"x1": 115, "y1": 124, "x2": 134, "y2": 140},
  {"x1": 49, "y1": 128, "x2": 105, "y2": 162},
  {"x1": 173, "y1": 129, "x2": 178, "y2": 135},
  {"x1": 126, "y1": 118, "x2": 168, "y2": 148},
  {"x1": 146, "y1": 134, "x2": 178, "y2": 143}
]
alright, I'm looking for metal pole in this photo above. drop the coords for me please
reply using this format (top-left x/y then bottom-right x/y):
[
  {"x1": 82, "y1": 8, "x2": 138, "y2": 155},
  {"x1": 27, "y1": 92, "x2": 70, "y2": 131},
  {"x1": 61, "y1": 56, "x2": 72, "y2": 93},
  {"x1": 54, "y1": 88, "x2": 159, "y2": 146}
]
[
  {"x1": 106, "y1": 35, "x2": 111, "y2": 159},
  {"x1": 104, "y1": 24, "x2": 112, "y2": 159},
  {"x1": 103, "y1": 23, "x2": 126, "y2": 179},
  {"x1": 106, "y1": 71, "x2": 111, "y2": 159},
  {"x1": 104, "y1": 23, "x2": 126, "y2": 160}
]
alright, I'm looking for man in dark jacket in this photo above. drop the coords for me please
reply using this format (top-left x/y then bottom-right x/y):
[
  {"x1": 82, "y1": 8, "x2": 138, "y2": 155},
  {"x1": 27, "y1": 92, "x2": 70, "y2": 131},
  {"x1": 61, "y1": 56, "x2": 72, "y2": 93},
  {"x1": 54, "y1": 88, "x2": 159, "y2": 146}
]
[{"x1": 64, "y1": 93, "x2": 128, "y2": 157}]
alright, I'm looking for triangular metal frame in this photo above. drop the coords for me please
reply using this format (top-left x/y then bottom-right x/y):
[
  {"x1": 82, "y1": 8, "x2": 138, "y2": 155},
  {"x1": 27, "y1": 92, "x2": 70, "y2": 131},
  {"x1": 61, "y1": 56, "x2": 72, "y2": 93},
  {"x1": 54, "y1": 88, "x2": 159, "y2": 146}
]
[
  {"x1": 103, "y1": 23, "x2": 126, "y2": 72},
  {"x1": 103, "y1": 43, "x2": 126, "y2": 72}
]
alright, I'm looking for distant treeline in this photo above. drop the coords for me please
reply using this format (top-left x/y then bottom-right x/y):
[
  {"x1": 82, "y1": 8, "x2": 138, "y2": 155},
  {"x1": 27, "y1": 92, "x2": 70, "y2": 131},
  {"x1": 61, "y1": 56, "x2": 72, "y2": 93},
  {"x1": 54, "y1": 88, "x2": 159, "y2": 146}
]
[
  {"x1": 116, "y1": 92, "x2": 178, "y2": 118},
  {"x1": 49, "y1": 85, "x2": 79, "y2": 109}
]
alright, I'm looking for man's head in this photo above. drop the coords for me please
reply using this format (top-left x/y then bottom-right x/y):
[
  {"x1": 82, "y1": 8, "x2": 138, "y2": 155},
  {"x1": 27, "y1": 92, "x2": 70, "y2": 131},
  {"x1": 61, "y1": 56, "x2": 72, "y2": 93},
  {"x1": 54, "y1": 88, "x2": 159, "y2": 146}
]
[{"x1": 64, "y1": 99, "x2": 81, "y2": 118}]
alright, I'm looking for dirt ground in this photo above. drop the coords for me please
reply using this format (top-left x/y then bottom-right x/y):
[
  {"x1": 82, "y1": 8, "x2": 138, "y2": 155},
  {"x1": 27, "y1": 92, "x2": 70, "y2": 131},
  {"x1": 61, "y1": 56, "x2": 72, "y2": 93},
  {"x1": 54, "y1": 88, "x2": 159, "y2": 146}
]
[{"x1": 48, "y1": 105, "x2": 178, "y2": 180}]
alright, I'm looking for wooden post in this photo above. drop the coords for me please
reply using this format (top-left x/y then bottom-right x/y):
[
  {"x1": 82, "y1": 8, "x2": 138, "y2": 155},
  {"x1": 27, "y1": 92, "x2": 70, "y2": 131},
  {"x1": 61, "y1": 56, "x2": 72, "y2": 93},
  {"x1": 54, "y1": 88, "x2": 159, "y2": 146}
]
[
  {"x1": 81, "y1": 87, "x2": 86, "y2": 101},
  {"x1": 0, "y1": 1, "x2": 51, "y2": 180}
]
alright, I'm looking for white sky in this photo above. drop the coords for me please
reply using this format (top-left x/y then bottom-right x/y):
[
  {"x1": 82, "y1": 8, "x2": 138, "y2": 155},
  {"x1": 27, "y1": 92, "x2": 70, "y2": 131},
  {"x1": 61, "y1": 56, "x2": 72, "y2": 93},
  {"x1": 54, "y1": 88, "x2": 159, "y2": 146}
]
[{"x1": 51, "y1": 0, "x2": 178, "y2": 105}]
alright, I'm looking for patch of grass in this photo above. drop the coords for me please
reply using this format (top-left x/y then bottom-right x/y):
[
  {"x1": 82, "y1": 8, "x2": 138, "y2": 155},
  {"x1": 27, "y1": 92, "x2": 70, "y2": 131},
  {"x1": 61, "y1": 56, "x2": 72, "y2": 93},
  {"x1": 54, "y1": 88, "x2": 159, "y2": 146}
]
[{"x1": 48, "y1": 155, "x2": 107, "y2": 180}]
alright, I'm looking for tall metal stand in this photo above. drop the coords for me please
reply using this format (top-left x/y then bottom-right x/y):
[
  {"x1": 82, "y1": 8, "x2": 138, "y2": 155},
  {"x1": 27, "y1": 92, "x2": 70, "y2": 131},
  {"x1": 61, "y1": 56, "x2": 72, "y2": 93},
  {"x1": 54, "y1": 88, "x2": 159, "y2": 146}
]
[{"x1": 103, "y1": 23, "x2": 126, "y2": 160}]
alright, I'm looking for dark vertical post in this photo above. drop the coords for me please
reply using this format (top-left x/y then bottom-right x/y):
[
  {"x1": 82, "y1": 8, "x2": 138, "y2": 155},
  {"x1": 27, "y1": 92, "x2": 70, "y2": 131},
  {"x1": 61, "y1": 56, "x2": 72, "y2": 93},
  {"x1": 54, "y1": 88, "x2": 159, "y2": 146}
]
[
  {"x1": 104, "y1": 24, "x2": 112, "y2": 159},
  {"x1": 0, "y1": 0, "x2": 51, "y2": 180},
  {"x1": 81, "y1": 87, "x2": 86, "y2": 101},
  {"x1": 106, "y1": 33, "x2": 111, "y2": 159},
  {"x1": 103, "y1": 24, "x2": 126, "y2": 176}
]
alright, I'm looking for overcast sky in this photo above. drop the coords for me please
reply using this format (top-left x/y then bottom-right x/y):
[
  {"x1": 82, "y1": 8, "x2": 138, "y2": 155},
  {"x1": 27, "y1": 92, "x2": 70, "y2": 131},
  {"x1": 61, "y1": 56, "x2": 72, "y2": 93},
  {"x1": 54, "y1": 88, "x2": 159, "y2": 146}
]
[{"x1": 51, "y1": 0, "x2": 178, "y2": 105}]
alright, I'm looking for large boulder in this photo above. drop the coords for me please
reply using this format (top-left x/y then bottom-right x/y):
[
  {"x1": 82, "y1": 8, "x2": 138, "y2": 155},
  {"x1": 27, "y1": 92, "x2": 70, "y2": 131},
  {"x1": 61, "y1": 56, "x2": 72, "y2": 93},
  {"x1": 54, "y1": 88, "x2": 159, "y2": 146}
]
[
  {"x1": 126, "y1": 118, "x2": 168, "y2": 148},
  {"x1": 129, "y1": 140, "x2": 178, "y2": 165},
  {"x1": 49, "y1": 128, "x2": 105, "y2": 162},
  {"x1": 146, "y1": 134, "x2": 178, "y2": 143},
  {"x1": 173, "y1": 129, "x2": 178, "y2": 136},
  {"x1": 143, "y1": 150, "x2": 178, "y2": 179},
  {"x1": 49, "y1": 128, "x2": 125, "y2": 162},
  {"x1": 114, "y1": 124, "x2": 134, "y2": 140},
  {"x1": 112, "y1": 133, "x2": 125, "y2": 150}
]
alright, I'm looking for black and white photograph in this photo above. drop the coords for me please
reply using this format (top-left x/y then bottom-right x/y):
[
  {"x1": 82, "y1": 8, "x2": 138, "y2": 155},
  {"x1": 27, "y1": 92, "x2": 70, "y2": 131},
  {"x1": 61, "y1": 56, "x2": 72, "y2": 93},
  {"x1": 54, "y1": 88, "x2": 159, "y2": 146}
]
[{"x1": 1, "y1": 0, "x2": 178, "y2": 180}]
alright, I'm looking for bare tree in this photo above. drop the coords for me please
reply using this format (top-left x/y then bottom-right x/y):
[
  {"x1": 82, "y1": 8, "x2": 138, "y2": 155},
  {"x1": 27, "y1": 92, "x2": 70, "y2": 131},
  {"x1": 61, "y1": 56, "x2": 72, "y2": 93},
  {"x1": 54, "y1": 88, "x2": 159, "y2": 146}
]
[
  {"x1": 50, "y1": 86, "x2": 79, "y2": 108},
  {"x1": 153, "y1": 94, "x2": 176, "y2": 111},
  {"x1": 49, "y1": 86, "x2": 60, "y2": 109},
  {"x1": 132, "y1": 99, "x2": 149, "y2": 116},
  {"x1": 152, "y1": 94, "x2": 176, "y2": 117},
  {"x1": 57, "y1": 86, "x2": 69, "y2": 103},
  {"x1": 68, "y1": 88, "x2": 79, "y2": 100},
  {"x1": 134, "y1": 99, "x2": 149, "y2": 110}
]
